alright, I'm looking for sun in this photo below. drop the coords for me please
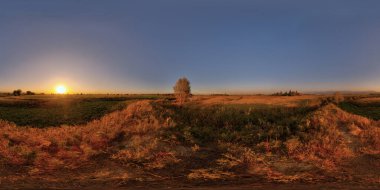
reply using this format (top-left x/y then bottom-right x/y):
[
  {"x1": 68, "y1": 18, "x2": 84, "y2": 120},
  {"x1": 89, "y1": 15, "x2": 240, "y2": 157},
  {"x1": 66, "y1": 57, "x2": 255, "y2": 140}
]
[{"x1": 55, "y1": 85, "x2": 68, "y2": 94}]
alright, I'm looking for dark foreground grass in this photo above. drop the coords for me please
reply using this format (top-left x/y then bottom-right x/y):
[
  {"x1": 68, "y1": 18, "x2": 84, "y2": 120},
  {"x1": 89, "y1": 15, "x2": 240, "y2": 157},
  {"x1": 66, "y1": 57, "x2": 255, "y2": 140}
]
[
  {"x1": 0, "y1": 95, "x2": 160, "y2": 127},
  {"x1": 339, "y1": 101, "x2": 380, "y2": 120},
  {"x1": 160, "y1": 103, "x2": 318, "y2": 148}
]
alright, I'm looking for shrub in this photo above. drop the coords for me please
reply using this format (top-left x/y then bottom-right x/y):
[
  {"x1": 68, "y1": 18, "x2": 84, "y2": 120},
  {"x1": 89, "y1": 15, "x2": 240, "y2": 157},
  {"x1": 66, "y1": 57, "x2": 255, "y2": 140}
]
[
  {"x1": 173, "y1": 77, "x2": 191, "y2": 105},
  {"x1": 26, "y1": 91, "x2": 35, "y2": 95},
  {"x1": 12, "y1": 89, "x2": 22, "y2": 96},
  {"x1": 333, "y1": 92, "x2": 344, "y2": 104}
]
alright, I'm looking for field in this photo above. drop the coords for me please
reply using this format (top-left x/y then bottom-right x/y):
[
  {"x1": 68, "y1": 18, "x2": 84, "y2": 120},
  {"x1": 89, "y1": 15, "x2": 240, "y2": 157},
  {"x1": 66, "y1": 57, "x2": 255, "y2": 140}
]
[
  {"x1": 192, "y1": 94, "x2": 323, "y2": 107},
  {"x1": 0, "y1": 94, "x2": 379, "y2": 189},
  {"x1": 339, "y1": 97, "x2": 380, "y2": 120},
  {"x1": 0, "y1": 94, "x2": 160, "y2": 127}
]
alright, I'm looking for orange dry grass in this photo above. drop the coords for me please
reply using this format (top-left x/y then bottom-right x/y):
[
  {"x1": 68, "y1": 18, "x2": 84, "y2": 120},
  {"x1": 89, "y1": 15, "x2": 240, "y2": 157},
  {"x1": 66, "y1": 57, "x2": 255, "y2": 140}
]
[
  {"x1": 192, "y1": 95, "x2": 323, "y2": 107},
  {"x1": 0, "y1": 101, "x2": 171, "y2": 172},
  {"x1": 1, "y1": 99, "x2": 379, "y2": 185},
  {"x1": 286, "y1": 104, "x2": 380, "y2": 170},
  {"x1": 356, "y1": 97, "x2": 380, "y2": 104}
]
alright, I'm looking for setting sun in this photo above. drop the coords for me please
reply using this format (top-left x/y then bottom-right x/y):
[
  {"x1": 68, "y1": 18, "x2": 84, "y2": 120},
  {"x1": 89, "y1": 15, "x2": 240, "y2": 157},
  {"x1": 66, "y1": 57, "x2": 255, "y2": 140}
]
[{"x1": 55, "y1": 85, "x2": 67, "y2": 94}]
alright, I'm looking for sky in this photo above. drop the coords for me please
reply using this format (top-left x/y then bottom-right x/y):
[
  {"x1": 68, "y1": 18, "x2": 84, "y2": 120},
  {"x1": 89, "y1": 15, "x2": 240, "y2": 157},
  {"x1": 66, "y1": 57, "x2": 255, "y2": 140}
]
[{"x1": 1, "y1": 0, "x2": 380, "y2": 94}]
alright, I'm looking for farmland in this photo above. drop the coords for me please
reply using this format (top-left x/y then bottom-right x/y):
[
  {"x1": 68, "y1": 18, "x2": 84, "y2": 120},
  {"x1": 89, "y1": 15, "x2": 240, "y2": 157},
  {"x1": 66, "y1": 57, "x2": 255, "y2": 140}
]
[
  {"x1": 0, "y1": 94, "x2": 160, "y2": 127},
  {"x1": 0, "y1": 94, "x2": 379, "y2": 189},
  {"x1": 339, "y1": 97, "x2": 380, "y2": 120}
]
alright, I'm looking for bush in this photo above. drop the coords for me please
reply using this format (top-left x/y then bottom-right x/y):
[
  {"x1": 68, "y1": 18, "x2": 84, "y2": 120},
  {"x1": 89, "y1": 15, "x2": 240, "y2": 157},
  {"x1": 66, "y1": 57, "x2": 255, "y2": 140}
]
[
  {"x1": 26, "y1": 91, "x2": 35, "y2": 95},
  {"x1": 333, "y1": 92, "x2": 344, "y2": 104},
  {"x1": 12, "y1": 89, "x2": 22, "y2": 96},
  {"x1": 173, "y1": 77, "x2": 191, "y2": 105}
]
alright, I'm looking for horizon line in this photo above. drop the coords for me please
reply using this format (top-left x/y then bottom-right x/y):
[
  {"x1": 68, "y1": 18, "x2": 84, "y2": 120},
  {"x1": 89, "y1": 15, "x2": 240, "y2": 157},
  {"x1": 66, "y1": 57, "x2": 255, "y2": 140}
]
[{"x1": 0, "y1": 90, "x2": 379, "y2": 96}]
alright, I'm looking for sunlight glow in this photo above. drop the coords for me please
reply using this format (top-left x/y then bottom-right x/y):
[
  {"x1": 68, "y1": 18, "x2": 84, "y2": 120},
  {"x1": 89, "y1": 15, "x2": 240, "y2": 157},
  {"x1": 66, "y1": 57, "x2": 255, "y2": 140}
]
[{"x1": 55, "y1": 85, "x2": 68, "y2": 94}]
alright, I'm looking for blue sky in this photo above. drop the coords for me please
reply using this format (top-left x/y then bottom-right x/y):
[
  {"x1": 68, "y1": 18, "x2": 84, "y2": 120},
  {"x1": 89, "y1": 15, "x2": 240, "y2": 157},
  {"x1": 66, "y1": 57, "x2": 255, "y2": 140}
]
[{"x1": 1, "y1": 0, "x2": 380, "y2": 93}]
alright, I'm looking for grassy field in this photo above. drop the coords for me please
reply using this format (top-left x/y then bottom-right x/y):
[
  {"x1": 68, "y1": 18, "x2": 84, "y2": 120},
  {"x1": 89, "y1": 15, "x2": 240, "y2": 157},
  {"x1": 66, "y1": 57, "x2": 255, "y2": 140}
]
[
  {"x1": 191, "y1": 94, "x2": 323, "y2": 107},
  {"x1": 0, "y1": 94, "x2": 160, "y2": 127},
  {"x1": 161, "y1": 102, "x2": 317, "y2": 147},
  {"x1": 0, "y1": 94, "x2": 379, "y2": 189},
  {"x1": 339, "y1": 97, "x2": 380, "y2": 120}
]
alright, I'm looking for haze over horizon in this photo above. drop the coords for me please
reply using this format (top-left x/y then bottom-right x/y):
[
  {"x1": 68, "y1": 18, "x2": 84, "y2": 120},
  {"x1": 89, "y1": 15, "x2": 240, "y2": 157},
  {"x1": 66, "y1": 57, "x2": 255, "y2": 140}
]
[{"x1": 1, "y1": 0, "x2": 380, "y2": 94}]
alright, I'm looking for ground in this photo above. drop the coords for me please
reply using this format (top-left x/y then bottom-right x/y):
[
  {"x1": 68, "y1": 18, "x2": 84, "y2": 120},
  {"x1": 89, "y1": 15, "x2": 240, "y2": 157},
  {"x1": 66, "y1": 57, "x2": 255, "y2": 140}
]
[
  {"x1": 0, "y1": 94, "x2": 159, "y2": 127},
  {"x1": 191, "y1": 94, "x2": 323, "y2": 107},
  {"x1": 0, "y1": 94, "x2": 379, "y2": 189}
]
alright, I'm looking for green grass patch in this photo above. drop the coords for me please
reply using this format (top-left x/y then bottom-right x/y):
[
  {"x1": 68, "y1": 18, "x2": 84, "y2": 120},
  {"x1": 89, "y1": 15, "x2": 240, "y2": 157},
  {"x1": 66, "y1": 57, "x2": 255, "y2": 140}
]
[
  {"x1": 160, "y1": 103, "x2": 317, "y2": 147},
  {"x1": 0, "y1": 95, "x2": 160, "y2": 127},
  {"x1": 339, "y1": 101, "x2": 380, "y2": 120}
]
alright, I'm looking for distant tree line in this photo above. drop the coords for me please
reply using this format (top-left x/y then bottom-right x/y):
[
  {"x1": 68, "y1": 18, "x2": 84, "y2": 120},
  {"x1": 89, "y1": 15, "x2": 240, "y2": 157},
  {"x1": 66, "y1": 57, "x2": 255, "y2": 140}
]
[
  {"x1": 12, "y1": 89, "x2": 36, "y2": 96},
  {"x1": 272, "y1": 90, "x2": 301, "y2": 96},
  {"x1": 12, "y1": 89, "x2": 22, "y2": 96}
]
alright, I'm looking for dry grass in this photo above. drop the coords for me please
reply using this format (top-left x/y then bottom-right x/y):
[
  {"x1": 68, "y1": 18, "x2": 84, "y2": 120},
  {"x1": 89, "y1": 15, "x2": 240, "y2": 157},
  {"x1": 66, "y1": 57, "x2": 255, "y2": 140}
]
[
  {"x1": 0, "y1": 99, "x2": 379, "y2": 188},
  {"x1": 356, "y1": 97, "x2": 380, "y2": 104},
  {"x1": 192, "y1": 95, "x2": 323, "y2": 107},
  {"x1": 0, "y1": 100, "x2": 173, "y2": 173},
  {"x1": 286, "y1": 104, "x2": 380, "y2": 170},
  {"x1": 187, "y1": 169, "x2": 235, "y2": 180}
]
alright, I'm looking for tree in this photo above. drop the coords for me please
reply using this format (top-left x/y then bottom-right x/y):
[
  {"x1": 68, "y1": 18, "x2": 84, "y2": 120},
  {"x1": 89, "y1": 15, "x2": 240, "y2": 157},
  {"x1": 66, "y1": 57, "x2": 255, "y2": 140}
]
[
  {"x1": 272, "y1": 90, "x2": 301, "y2": 96},
  {"x1": 173, "y1": 77, "x2": 191, "y2": 105},
  {"x1": 26, "y1": 91, "x2": 35, "y2": 95},
  {"x1": 13, "y1": 89, "x2": 22, "y2": 96},
  {"x1": 333, "y1": 92, "x2": 344, "y2": 104}
]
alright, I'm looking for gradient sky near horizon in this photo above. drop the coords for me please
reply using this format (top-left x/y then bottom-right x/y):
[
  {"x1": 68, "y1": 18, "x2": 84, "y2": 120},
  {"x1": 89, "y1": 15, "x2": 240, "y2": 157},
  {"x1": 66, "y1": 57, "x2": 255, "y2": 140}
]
[{"x1": 1, "y1": 0, "x2": 380, "y2": 93}]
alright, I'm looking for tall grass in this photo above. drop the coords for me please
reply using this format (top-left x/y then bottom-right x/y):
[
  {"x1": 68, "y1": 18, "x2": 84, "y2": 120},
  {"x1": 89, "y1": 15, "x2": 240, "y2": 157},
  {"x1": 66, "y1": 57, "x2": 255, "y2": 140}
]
[
  {"x1": 161, "y1": 103, "x2": 317, "y2": 147},
  {"x1": 0, "y1": 101, "x2": 172, "y2": 173},
  {"x1": 339, "y1": 101, "x2": 380, "y2": 120},
  {"x1": 1, "y1": 99, "x2": 379, "y2": 185},
  {"x1": 0, "y1": 95, "x2": 160, "y2": 127}
]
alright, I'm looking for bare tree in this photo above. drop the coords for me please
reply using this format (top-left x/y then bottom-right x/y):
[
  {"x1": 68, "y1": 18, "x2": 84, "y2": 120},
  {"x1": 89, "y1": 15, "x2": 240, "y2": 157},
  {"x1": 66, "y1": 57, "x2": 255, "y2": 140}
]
[
  {"x1": 173, "y1": 77, "x2": 191, "y2": 105},
  {"x1": 333, "y1": 92, "x2": 344, "y2": 104}
]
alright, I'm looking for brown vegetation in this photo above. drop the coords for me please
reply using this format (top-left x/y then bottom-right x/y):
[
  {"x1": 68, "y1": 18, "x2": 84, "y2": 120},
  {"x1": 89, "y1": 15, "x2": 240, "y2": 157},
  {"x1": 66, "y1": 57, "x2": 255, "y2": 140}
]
[
  {"x1": 0, "y1": 98, "x2": 379, "y2": 188},
  {"x1": 285, "y1": 104, "x2": 380, "y2": 175},
  {"x1": 333, "y1": 92, "x2": 344, "y2": 104},
  {"x1": 192, "y1": 95, "x2": 323, "y2": 107},
  {"x1": 0, "y1": 101, "x2": 172, "y2": 173}
]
